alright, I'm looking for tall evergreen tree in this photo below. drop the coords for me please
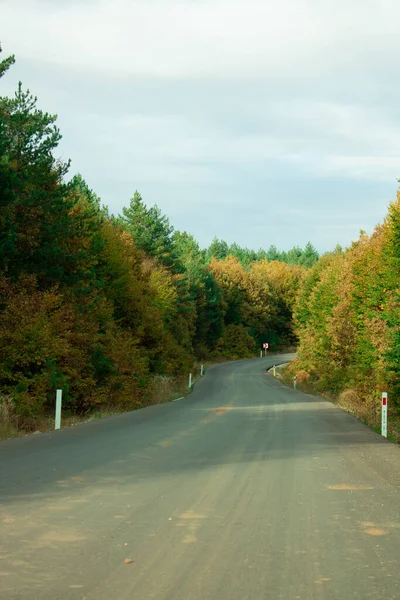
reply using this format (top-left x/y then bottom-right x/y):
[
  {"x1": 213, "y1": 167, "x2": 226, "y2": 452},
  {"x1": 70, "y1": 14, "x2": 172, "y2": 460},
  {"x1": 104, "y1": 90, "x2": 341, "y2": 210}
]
[
  {"x1": 0, "y1": 82, "x2": 91, "y2": 286},
  {"x1": 121, "y1": 191, "x2": 177, "y2": 268},
  {"x1": 286, "y1": 246, "x2": 303, "y2": 265},
  {"x1": 298, "y1": 241, "x2": 319, "y2": 268},
  {"x1": 205, "y1": 237, "x2": 229, "y2": 261},
  {"x1": 266, "y1": 245, "x2": 282, "y2": 261},
  {"x1": 69, "y1": 173, "x2": 102, "y2": 212}
]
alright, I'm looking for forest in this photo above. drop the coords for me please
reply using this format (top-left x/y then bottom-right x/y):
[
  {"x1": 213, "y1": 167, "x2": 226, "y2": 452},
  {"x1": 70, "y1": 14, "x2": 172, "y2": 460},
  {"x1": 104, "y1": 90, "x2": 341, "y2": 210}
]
[
  {"x1": 289, "y1": 197, "x2": 400, "y2": 433},
  {"x1": 1, "y1": 46, "x2": 399, "y2": 436},
  {"x1": 0, "y1": 48, "x2": 310, "y2": 429}
]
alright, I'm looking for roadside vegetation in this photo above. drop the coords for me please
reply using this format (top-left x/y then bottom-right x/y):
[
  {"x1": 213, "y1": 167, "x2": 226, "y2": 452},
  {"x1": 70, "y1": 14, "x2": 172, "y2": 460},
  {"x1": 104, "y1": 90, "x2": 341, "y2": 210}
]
[{"x1": 282, "y1": 199, "x2": 400, "y2": 441}]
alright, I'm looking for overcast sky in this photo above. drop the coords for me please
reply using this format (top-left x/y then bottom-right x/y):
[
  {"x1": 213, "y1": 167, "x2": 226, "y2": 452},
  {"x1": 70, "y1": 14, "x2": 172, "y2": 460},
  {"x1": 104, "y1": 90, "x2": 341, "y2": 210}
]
[{"x1": 2, "y1": 0, "x2": 400, "y2": 252}]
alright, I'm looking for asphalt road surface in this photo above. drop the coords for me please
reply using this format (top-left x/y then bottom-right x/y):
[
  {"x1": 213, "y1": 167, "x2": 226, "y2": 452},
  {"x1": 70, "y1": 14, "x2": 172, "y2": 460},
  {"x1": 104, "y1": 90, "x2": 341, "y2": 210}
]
[{"x1": 1, "y1": 354, "x2": 400, "y2": 600}]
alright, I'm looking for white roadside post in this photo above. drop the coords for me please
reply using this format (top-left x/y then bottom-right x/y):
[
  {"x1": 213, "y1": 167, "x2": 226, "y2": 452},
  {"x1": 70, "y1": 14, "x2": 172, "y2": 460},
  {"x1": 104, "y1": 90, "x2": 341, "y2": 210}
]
[
  {"x1": 189, "y1": 373, "x2": 192, "y2": 389},
  {"x1": 260, "y1": 350, "x2": 262, "y2": 358},
  {"x1": 273, "y1": 365, "x2": 276, "y2": 376},
  {"x1": 293, "y1": 376, "x2": 297, "y2": 390},
  {"x1": 381, "y1": 392, "x2": 388, "y2": 438},
  {"x1": 55, "y1": 389, "x2": 62, "y2": 430},
  {"x1": 201, "y1": 364, "x2": 204, "y2": 377}
]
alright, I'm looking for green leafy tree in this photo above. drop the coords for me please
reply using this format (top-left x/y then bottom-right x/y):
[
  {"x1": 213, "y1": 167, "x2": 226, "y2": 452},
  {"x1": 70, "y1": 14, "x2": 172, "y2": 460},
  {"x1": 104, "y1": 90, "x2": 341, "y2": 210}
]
[
  {"x1": 121, "y1": 191, "x2": 177, "y2": 269},
  {"x1": 69, "y1": 173, "x2": 103, "y2": 213},
  {"x1": 298, "y1": 242, "x2": 319, "y2": 268},
  {"x1": 266, "y1": 245, "x2": 282, "y2": 261},
  {"x1": 0, "y1": 44, "x2": 15, "y2": 79},
  {"x1": 173, "y1": 230, "x2": 224, "y2": 356},
  {"x1": 256, "y1": 248, "x2": 268, "y2": 262},
  {"x1": 216, "y1": 324, "x2": 257, "y2": 359},
  {"x1": 0, "y1": 82, "x2": 93, "y2": 287},
  {"x1": 384, "y1": 192, "x2": 400, "y2": 401},
  {"x1": 228, "y1": 243, "x2": 258, "y2": 268},
  {"x1": 286, "y1": 246, "x2": 303, "y2": 265},
  {"x1": 206, "y1": 237, "x2": 229, "y2": 261}
]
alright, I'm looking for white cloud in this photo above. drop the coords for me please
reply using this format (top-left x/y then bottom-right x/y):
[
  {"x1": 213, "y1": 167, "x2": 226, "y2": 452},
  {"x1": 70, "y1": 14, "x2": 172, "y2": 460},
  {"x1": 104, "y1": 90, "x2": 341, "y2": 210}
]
[
  {"x1": 272, "y1": 101, "x2": 400, "y2": 150},
  {"x1": 3, "y1": 0, "x2": 400, "y2": 79},
  {"x1": 2, "y1": 0, "x2": 400, "y2": 250},
  {"x1": 70, "y1": 103, "x2": 400, "y2": 182},
  {"x1": 318, "y1": 155, "x2": 400, "y2": 181}
]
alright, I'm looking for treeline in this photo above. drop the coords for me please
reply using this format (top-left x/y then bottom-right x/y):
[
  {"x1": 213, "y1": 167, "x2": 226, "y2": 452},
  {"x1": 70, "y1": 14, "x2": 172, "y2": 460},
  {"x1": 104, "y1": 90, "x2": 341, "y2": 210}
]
[
  {"x1": 292, "y1": 196, "x2": 400, "y2": 416},
  {"x1": 205, "y1": 238, "x2": 319, "y2": 268},
  {"x1": 0, "y1": 49, "x2": 303, "y2": 419}
]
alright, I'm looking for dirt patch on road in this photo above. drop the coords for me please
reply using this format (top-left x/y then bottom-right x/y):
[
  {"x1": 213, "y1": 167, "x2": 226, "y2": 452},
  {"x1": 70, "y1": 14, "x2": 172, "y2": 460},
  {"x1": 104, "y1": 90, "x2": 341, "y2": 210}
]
[
  {"x1": 326, "y1": 484, "x2": 373, "y2": 491},
  {"x1": 36, "y1": 529, "x2": 86, "y2": 546}
]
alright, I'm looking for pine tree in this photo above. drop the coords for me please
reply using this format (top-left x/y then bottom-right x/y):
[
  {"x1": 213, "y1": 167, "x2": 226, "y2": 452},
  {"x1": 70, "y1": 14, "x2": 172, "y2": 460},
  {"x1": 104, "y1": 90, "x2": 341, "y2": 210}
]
[
  {"x1": 0, "y1": 82, "x2": 91, "y2": 286},
  {"x1": 69, "y1": 173, "x2": 102, "y2": 212},
  {"x1": 206, "y1": 237, "x2": 229, "y2": 261},
  {"x1": 0, "y1": 43, "x2": 15, "y2": 79},
  {"x1": 298, "y1": 242, "x2": 319, "y2": 268},
  {"x1": 121, "y1": 191, "x2": 177, "y2": 268}
]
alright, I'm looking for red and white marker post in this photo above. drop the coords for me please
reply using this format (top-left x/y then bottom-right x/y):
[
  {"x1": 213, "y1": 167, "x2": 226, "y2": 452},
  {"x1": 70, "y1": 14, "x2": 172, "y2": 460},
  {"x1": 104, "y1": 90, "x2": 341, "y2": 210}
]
[{"x1": 381, "y1": 392, "x2": 388, "y2": 438}]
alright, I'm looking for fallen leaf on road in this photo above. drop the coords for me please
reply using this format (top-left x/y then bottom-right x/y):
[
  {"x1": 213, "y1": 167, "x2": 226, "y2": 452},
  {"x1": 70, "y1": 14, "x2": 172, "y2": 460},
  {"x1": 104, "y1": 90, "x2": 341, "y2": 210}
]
[{"x1": 124, "y1": 558, "x2": 133, "y2": 564}]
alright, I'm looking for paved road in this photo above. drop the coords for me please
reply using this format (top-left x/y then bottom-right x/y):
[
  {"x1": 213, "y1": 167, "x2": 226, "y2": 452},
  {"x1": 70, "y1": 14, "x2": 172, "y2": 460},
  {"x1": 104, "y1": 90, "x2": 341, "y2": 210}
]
[{"x1": 1, "y1": 354, "x2": 400, "y2": 599}]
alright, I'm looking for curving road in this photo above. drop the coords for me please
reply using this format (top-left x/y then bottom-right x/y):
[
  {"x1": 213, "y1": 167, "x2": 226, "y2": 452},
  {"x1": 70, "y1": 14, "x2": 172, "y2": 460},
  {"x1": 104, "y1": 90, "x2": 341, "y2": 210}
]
[{"x1": 1, "y1": 355, "x2": 400, "y2": 599}]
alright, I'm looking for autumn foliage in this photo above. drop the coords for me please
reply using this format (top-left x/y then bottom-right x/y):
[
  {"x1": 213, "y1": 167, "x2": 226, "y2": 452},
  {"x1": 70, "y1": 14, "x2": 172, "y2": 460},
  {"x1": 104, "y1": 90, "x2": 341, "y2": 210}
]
[
  {"x1": 293, "y1": 199, "x2": 400, "y2": 418},
  {"x1": 4, "y1": 46, "x2": 400, "y2": 434},
  {"x1": 0, "y1": 50, "x2": 303, "y2": 424}
]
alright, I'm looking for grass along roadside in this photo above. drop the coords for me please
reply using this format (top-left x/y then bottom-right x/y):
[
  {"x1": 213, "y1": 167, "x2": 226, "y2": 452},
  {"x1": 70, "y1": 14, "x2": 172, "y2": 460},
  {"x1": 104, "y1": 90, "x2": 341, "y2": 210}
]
[
  {"x1": 269, "y1": 360, "x2": 400, "y2": 445},
  {"x1": 0, "y1": 360, "x2": 214, "y2": 440}
]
